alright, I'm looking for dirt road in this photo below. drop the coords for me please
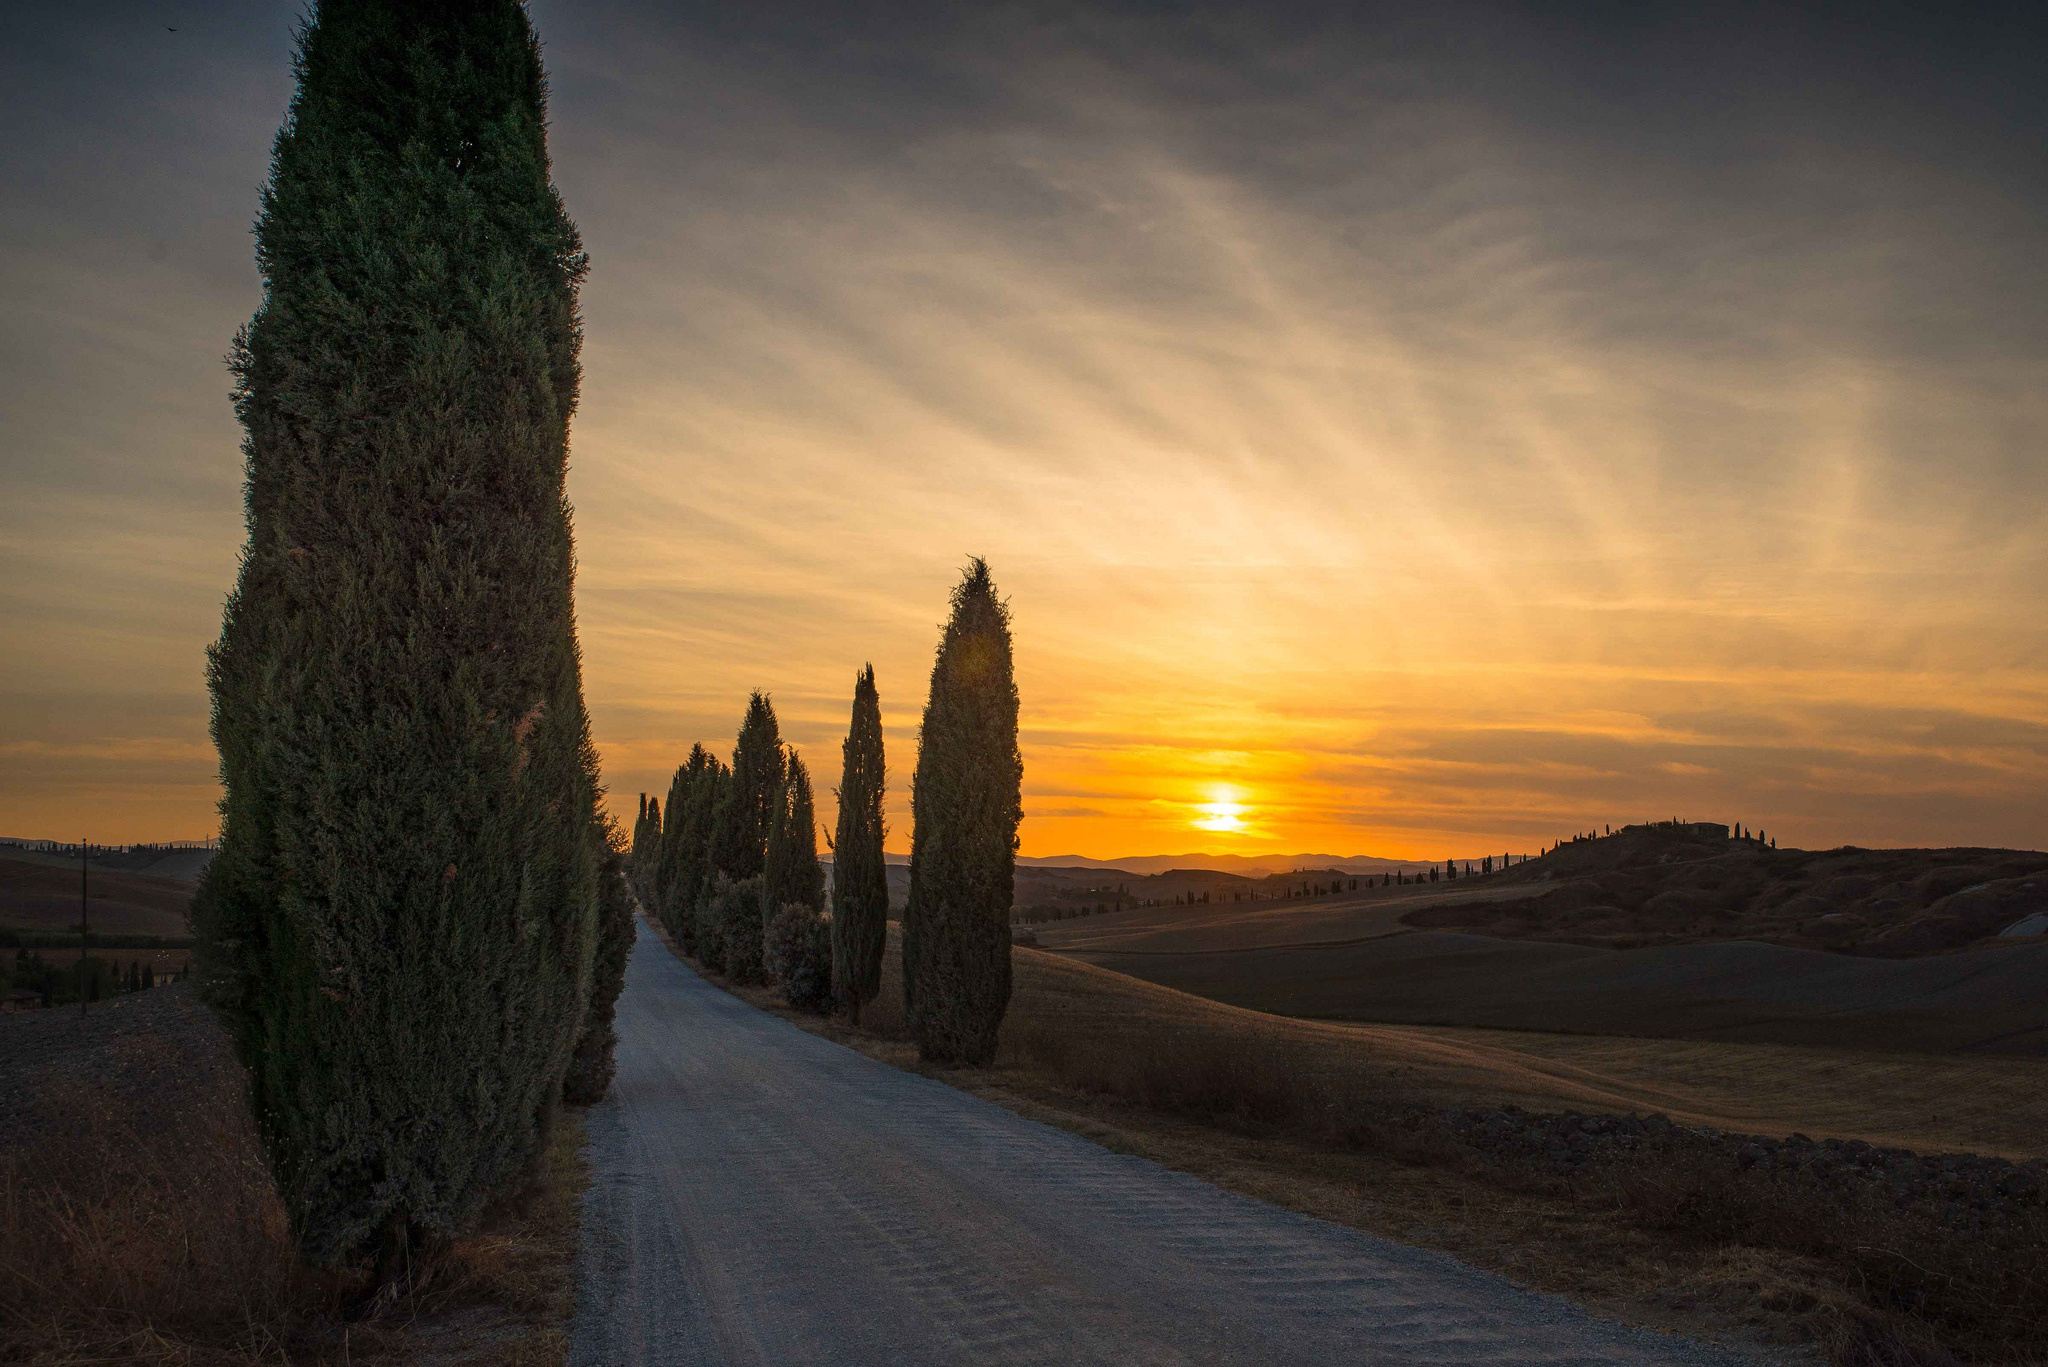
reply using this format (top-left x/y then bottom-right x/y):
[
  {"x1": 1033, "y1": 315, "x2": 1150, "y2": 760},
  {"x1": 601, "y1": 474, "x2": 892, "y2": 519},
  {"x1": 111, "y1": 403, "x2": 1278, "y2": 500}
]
[{"x1": 570, "y1": 922, "x2": 1763, "y2": 1366}]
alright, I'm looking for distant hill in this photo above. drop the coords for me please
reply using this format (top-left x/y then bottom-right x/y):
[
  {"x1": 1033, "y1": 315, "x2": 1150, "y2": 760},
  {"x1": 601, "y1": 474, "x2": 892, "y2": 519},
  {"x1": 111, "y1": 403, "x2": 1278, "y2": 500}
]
[
  {"x1": 1015, "y1": 852, "x2": 1451, "y2": 877},
  {"x1": 1064, "y1": 928, "x2": 2048, "y2": 1057},
  {"x1": 0, "y1": 856, "x2": 195, "y2": 938},
  {"x1": 1400, "y1": 824, "x2": 2048, "y2": 957}
]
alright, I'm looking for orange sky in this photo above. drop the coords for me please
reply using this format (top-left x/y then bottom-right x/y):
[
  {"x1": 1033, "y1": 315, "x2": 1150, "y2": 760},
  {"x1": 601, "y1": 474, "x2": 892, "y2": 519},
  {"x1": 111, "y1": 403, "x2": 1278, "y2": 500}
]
[{"x1": 4, "y1": 5, "x2": 2044, "y2": 858}]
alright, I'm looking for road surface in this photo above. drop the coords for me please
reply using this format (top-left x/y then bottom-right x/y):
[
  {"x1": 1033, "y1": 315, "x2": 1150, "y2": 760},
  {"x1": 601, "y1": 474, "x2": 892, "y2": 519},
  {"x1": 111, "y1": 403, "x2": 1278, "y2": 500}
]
[{"x1": 570, "y1": 922, "x2": 1763, "y2": 1365}]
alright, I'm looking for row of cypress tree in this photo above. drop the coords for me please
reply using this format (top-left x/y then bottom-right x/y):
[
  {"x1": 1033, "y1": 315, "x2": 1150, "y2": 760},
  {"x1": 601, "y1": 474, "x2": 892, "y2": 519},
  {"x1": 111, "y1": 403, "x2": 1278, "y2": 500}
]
[
  {"x1": 190, "y1": 0, "x2": 1023, "y2": 1286},
  {"x1": 192, "y1": 0, "x2": 634, "y2": 1281},
  {"x1": 632, "y1": 559, "x2": 1021, "y2": 1066}
]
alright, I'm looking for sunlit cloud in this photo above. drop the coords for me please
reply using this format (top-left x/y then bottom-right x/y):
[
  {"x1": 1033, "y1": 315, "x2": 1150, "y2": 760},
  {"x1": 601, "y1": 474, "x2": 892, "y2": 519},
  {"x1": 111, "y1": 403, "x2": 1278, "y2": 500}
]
[{"x1": 2, "y1": 4, "x2": 2042, "y2": 853}]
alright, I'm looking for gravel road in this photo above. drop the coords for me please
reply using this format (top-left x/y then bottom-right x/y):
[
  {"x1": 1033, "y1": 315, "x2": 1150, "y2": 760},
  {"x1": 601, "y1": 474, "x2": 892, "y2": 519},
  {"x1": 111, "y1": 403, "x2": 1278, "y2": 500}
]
[{"x1": 570, "y1": 922, "x2": 1764, "y2": 1366}]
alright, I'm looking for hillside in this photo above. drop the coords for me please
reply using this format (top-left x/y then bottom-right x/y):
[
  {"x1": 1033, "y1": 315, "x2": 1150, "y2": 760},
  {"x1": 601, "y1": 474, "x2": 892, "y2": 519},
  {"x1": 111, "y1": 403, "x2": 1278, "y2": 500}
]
[
  {"x1": 1057, "y1": 929, "x2": 2048, "y2": 1056},
  {"x1": 849, "y1": 931, "x2": 2048, "y2": 1159},
  {"x1": 1401, "y1": 825, "x2": 2048, "y2": 956},
  {"x1": 1015, "y1": 852, "x2": 1453, "y2": 877},
  {"x1": 1033, "y1": 826, "x2": 2048, "y2": 1057},
  {"x1": 0, "y1": 856, "x2": 196, "y2": 938}
]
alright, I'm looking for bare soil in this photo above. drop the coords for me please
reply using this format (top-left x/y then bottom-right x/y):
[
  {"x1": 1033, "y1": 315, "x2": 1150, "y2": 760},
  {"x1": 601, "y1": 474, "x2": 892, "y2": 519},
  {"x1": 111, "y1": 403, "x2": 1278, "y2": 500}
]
[{"x1": 0, "y1": 855, "x2": 195, "y2": 938}]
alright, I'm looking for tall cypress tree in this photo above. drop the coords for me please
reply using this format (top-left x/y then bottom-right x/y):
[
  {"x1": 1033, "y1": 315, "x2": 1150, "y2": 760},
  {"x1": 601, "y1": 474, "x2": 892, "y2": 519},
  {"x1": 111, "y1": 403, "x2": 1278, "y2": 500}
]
[
  {"x1": 831, "y1": 664, "x2": 888, "y2": 1024},
  {"x1": 713, "y1": 692, "x2": 785, "y2": 882},
  {"x1": 671, "y1": 747, "x2": 725, "y2": 953},
  {"x1": 563, "y1": 815, "x2": 633, "y2": 1106},
  {"x1": 831, "y1": 665, "x2": 888, "y2": 1028},
  {"x1": 903, "y1": 560, "x2": 1021, "y2": 1065},
  {"x1": 189, "y1": 0, "x2": 598, "y2": 1272},
  {"x1": 764, "y1": 748, "x2": 825, "y2": 914},
  {"x1": 632, "y1": 795, "x2": 659, "y2": 903},
  {"x1": 707, "y1": 694, "x2": 782, "y2": 981},
  {"x1": 653, "y1": 762, "x2": 688, "y2": 916}
]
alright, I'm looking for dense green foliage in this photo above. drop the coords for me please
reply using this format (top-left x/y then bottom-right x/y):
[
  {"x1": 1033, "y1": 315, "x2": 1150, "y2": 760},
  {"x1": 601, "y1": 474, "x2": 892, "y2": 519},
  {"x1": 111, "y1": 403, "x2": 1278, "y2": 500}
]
[
  {"x1": 564, "y1": 819, "x2": 633, "y2": 1106},
  {"x1": 709, "y1": 694, "x2": 783, "y2": 975},
  {"x1": 713, "y1": 692, "x2": 784, "y2": 882},
  {"x1": 189, "y1": 0, "x2": 600, "y2": 1268},
  {"x1": 661, "y1": 745, "x2": 723, "y2": 950},
  {"x1": 692, "y1": 874, "x2": 729, "y2": 973},
  {"x1": 630, "y1": 794, "x2": 659, "y2": 904},
  {"x1": 765, "y1": 902, "x2": 833, "y2": 1012},
  {"x1": 903, "y1": 560, "x2": 1022, "y2": 1065},
  {"x1": 654, "y1": 764, "x2": 689, "y2": 913},
  {"x1": 764, "y1": 749, "x2": 825, "y2": 916},
  {"x1": 831, "y1": 665, "x2": 889, "y2": 1027},
  {"x1": 707, "y1": 875, "x2": 767, "y2": 984}
]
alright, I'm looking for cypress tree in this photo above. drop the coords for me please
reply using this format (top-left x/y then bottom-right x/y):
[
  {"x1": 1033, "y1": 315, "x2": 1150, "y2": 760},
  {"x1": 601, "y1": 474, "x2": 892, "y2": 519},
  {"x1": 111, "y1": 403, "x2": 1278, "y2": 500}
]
[
  {"x1": 629, "y1": 794, "x2": 652, "y2": 896},
  {"x1": 189, "y1": 1, "x2": 599, "y2": 1272},
  {"x1": 671, "y1": 749, "x2": 725, "y2": 954},
  {"x1": 563, "y1": 816, "x2": 633, "y2": 1106},
  {"x1": 710, "y1": 693, "x2": 783, "y2": 975},
  {"x1": 764, "y1": 748, "x2": 825, "y2": 915},
  {"x1": 903, "y1": 560, "x2": 1022, "y2": 1066},
  {"x1": 632, "y1": 795, "x2": 659, "y2": 903},
  {"x1": 713, "y1": 691, "x2": 784, "y2": 881},
  {"x1": 831, "y1": 665, "x2": 888, "y2": 1028},
  {"x1": 653, "y1": 762, "x2": 688, "y2": 917}
]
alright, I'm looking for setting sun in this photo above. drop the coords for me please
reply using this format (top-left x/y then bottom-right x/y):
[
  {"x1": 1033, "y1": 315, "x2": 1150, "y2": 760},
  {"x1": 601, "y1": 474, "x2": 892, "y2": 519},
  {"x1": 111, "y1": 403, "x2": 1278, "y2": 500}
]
[{"x1": 1192, "y1": 787, "x2": 1251, "y2": 834}]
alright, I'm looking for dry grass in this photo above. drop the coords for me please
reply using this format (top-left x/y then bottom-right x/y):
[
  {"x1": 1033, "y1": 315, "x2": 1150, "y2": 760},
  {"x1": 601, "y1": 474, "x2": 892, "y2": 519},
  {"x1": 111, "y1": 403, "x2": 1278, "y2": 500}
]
[
  {"x1": 1398, "y1": 1026, "x2": 2048, "y2": 1159},
  {"x1": 0, "y1": 1031, "x2": 587, "y2": 1365},
  {"x1": 680, "y1": 923, "x2": 2044, "y2": 1366},
  {"x1": 976, "y1": 941, "x2": 2047, "y2": 1161}
]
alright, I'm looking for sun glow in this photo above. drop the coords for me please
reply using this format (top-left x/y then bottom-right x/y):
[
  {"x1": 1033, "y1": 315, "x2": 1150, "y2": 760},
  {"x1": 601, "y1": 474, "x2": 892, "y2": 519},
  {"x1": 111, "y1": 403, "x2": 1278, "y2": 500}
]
[{"x1": 1191, "y1": 786, "x2": 1251, "y2": 834}]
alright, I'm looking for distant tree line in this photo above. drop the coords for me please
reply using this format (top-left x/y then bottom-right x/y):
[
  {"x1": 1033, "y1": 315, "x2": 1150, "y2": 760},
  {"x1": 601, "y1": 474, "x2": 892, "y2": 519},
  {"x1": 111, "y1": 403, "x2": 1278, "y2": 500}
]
[
  {"x1": 3, "y1": 949, "x2": 189, "y2": 1007},
  {"x1": 631, "y1": 559, "x2": 1021, "y2": 1067}
]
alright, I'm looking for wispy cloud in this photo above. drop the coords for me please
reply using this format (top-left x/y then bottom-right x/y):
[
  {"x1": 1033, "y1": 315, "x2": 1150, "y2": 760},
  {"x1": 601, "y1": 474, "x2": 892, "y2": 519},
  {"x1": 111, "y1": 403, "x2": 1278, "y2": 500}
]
[{"x1": 3, "y1": 3, "x2": 2043, "y2": 852}]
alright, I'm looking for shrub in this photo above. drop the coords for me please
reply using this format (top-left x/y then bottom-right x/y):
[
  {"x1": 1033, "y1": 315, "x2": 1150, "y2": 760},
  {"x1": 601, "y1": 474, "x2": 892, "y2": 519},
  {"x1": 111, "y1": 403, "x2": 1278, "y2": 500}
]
[
  {"x1": 712, "y1": 876, "x2": 768, "y2": 985},
  {"x1": 766, "y1": 903, "x2": 834, "y2": 1013},
  {"x1": 693, "y1": 884, "x2": 727, "y2": 974}
]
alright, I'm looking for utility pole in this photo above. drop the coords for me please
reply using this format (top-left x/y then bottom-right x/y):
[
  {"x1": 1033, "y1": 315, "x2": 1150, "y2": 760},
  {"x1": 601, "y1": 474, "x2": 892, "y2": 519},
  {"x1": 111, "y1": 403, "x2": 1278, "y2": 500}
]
[{"x1": 80, "y1": 836, "x2": 90, "y2": 1016}]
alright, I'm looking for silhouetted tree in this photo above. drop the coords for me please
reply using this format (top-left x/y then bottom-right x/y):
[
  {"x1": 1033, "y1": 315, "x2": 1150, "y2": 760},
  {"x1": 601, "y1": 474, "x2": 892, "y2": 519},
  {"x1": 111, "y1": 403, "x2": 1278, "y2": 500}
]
[
  {"x1": 664, "y1": 745, "x2": 721, "y2": 949},
  {"x1": 765, "y1": 748, "x2": 826, "y2": 915},
  {"x1": 564, "y1": 817, "x2": 633, "y2": 1106},
  {"x1": 766, "y1": 900, "x2": 833, "y2": 1012},
  {"x1": 630, "y1": 795, "x2": 658, "y2": 902},
  {"x1": 190, "y1": 0, "x2": 598, "y2": 1273},
  {"x1": 903, "y1": 559, "x2": 1022, "y2": 1066},
  {"x1": 832, "y1": 665, "x2": 888, "y2": 1028},
  {"x1": 714, "y1": 693, "x2": 785, "y2": 884},
  {"x1": 706, "y1": 694, "x2": 783, "y2": 974},
  {"x1": 714, "y1": 874, "x2": 768, "y2": 984},
  {"x1": 654, "y1": 762, "x2": 689, "y2": 915}
]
